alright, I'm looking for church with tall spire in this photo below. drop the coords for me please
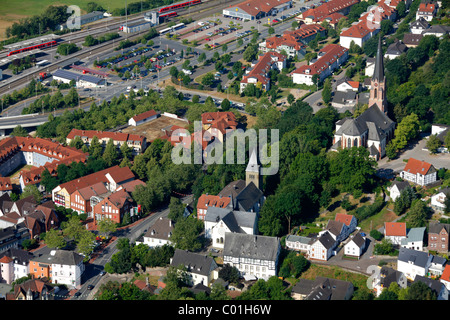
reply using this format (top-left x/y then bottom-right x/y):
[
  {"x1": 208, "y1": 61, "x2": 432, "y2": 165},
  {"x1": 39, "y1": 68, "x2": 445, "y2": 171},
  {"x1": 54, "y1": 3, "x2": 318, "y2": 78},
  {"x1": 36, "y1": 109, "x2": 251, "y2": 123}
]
[
  {"x1": 330, "y1": 35, "x2": 396, "y2": 160},
  {"x1": 368, "y1": 36, "x2": 388, "y2": 114}
]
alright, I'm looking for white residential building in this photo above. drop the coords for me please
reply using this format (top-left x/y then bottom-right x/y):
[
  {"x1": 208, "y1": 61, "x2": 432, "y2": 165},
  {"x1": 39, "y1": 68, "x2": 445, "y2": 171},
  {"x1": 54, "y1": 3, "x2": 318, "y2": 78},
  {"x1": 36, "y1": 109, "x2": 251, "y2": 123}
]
[
  {"x1": 384, "y1": 222, "x2": 407, "y2": 245},
  {"x1": 387, "y1": 180, "x2": 410, "y2": 202},
  {"x1": 141, "y1": 217, "x2": 174, "y2": 248},
  {"x1": 400, "y1": 158, "x2": 437, "y2": 186},
  {"x1": 308, "y1": 231, "x2": 337, "y2": 261},
  {"x1": 170, "y1": 249, "x2": 219, "y2": 287},
  {"x1": 223, "y1": 233, "x2": 280, "y2": 280},
  {"x1": 285, "y1": 235, "x2": 313, "y2": 253},
  {"x1": 401, "y1": 227, "x2": 426, "y2": 251},
  {"x1": 204, "y1": 207, "x2": 257, "y2": 249},
  {"x1": 397, "y1": 247, "x2": 433, "y2": 281},
  {"x1": 344, "y1": 232, "x2": 366, "y2": 258},
  {"x1": 431, "y1": 188, "x2": 450, "y2": 212}
]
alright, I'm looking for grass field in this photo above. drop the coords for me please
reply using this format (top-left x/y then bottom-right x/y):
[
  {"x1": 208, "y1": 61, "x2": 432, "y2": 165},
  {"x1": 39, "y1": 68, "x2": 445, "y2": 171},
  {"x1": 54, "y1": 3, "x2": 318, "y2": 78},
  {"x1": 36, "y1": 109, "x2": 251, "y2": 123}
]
[{"x1": 0, "y1": 0, "x2": 132, "y2": 40}]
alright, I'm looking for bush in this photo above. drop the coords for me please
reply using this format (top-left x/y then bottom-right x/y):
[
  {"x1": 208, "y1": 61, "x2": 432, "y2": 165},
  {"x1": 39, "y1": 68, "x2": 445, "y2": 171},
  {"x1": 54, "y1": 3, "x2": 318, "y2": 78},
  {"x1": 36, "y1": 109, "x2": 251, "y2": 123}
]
[{"x1": 370, "y1": 229, "x2": 383, "y2": 241}]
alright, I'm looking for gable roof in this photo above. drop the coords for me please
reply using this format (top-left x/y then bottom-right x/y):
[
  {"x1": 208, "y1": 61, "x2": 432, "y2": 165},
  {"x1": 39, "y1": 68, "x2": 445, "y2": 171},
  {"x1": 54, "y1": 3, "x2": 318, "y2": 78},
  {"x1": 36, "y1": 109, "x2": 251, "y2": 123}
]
[
  {"x1": 402, "y1": 158, "x2": 435, "y2": 175},
  {"x1": 398, "y1": 247, "x2": 430, "y2": 268},
  {"x1": 335, "y1": 213, "x2": 356, "y2": 227},
  {"x1": 292, "y1": 44, "x2": 348, "y2": 76},
  {"x1": 385, "y1": 222, "x2": 407, "y2": 237},
  {"x1": 205, "y1": 207, "x2": 257, "y2": 233},
  {"x1": 131, "y1": 109, "x2": 159, "y2": 122},
  {"x1": 223, "y1": 233, "x2": 280, "y2": 261},
  {"x1": 144, "y1": 217, "x2": 173, "y2": 240},
  {"x1": 170, "y1": 249, "x2": 218, "y2": 276}
]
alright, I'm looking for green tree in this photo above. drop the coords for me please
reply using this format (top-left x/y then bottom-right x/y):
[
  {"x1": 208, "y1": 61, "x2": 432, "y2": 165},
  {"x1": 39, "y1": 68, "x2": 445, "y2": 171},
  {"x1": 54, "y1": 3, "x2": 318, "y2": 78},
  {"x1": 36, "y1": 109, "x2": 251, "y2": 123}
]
[
  {"x1": 120, "y1": 141, "x2": 133, "y2": 160},
  {"x1": 44, "y1": 228, "x2": 66, "y2": 249},
  {"x1": 322, "y1": 78, "x2": 332, "y2": 105},
  {"x1": 103, "y1": 139, "x2": 119, "y2": 166},
  {"x1": 221, "y1": 98, "x2": 231, "y2": 111},
  {"x1": 63, "y1": 216, "x2": 85, "y2": 242},
  {"x1": 404, "y1": 281, "x2": 437, "y2": 300},
  {"x1": 89, "y1": 136, "x2": 103, "y2": 158},
  {"x1": 201, "y1": 73, "x2": 215, "y2": 86},
  {"x1": 168, "y1": 197, "x2": 185, "y2": 222},
  {"x1": 97, "y1": 218, "x2": 117, "y2": 238},
  {"x1": 20, "y1": 184, "x2": 42, "y2": 203},
  {"x1": 407, "y1": 199, "x2": 429, "y2": 228},
  {"x1": 426, "y1": 134, "x2": 442, "y2": 154},
  {"x1": 171, "y1": 216, "x2": 203, "y2": 251},
  {"x1": 11, "y1": 125, "x2": 28, "y2": 137}
]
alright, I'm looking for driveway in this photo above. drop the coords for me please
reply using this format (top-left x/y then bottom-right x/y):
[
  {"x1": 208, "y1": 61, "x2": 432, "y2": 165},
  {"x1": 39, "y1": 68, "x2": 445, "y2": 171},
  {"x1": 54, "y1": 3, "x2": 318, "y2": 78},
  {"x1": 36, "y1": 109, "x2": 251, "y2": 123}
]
[{"x1": 376, "y1": 133, "x2": 450, "y2": 179}]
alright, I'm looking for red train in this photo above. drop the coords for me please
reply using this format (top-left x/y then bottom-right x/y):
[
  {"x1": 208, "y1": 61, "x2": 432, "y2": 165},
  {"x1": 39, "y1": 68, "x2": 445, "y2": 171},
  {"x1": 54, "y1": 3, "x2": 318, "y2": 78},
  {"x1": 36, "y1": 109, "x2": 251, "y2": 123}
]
[
  {"x1": 7, "y1": 40, "x2": 58, "y2": 56},
  {"x1": 159, "y1": 11, "x2": 178, "y2": 19},
  {"x1": 159, "y1": 0, "x2": 201, "y2": 13}
]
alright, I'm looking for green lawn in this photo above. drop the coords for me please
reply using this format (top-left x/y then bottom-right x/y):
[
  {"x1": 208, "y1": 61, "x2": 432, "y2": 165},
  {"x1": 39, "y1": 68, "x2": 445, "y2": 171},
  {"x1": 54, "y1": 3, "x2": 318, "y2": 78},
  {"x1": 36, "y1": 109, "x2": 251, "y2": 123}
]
[{"x1": 0, "y1": 0, "x2": 132, "y2": 17}]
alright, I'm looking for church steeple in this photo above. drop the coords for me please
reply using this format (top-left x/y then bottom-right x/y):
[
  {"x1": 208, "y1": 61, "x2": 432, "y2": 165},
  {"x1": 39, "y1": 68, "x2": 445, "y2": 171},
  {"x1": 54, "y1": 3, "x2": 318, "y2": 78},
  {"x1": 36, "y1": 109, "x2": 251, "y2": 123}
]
[
  {"x1": 369, "y1": 35, "x2": 387, "y2": 114},
  {"x1": 246, "y1": 148, "x2": 262, "y2": 190},
  {"x1": 372, "y1": 35, "x2": 384, "y2": 82}
]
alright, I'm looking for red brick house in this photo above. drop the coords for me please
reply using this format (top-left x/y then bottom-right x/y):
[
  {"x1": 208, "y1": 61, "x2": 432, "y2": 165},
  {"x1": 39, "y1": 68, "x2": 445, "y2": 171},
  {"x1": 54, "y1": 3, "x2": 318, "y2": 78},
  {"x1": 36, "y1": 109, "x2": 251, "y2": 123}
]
[
  {"x1": 92, "y1": 189, "x2": 134, "y2": 224},
  {"x1": 428, "y1": 222, "x2": 450, "y2": 253}
]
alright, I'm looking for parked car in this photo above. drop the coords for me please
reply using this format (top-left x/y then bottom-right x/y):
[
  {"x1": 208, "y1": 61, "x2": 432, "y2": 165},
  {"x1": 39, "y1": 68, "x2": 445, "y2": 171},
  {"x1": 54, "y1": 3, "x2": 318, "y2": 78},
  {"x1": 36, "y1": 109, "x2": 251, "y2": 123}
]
[{"x1": 87, "y1": 285, "x2": 94, "y2": 290}]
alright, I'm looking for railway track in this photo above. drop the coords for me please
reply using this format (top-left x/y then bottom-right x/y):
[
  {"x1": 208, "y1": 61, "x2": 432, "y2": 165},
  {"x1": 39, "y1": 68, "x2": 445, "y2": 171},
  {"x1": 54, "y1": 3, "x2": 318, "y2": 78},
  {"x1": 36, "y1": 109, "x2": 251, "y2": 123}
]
[{"x1": 0, "y1": 0, "x2": 244, "y2": 97}]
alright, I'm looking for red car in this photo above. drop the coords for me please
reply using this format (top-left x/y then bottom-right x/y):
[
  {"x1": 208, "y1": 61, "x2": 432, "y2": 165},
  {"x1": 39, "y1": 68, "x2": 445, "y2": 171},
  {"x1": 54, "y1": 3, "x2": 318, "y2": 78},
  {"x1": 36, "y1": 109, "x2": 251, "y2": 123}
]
[
  {"x1": 205, "y1": 38, "x2": 211, "y2": 41},
  {"x1": 272, "y1": 19, "x2": 279, "y2": 23}
]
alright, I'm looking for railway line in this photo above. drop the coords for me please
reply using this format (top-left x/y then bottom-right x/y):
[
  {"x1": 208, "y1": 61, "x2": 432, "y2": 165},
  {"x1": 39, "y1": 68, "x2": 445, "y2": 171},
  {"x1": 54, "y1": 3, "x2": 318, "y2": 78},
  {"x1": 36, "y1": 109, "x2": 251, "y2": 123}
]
[{"x1": 0, "y1": 0, "x2": 243, "y2": 97}]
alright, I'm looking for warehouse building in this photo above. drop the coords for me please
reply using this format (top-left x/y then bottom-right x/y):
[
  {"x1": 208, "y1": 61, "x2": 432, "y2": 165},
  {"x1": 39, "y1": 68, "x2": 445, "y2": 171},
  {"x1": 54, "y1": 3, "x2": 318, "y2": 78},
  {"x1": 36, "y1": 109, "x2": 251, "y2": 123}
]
[
  {"x1": 223, "y1": 0, "x2": 292, "y2": 21},
  {"x1": 52, "y1": 69, "x2": 106, "y2": 88}
]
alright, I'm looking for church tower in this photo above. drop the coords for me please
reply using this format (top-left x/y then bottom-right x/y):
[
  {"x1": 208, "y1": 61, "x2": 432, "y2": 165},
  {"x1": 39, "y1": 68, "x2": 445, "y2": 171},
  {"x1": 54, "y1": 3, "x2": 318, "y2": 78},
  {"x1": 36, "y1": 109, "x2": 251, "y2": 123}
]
[
  {"x1": 369, "y1": 35, "x2": 387, "y2": 114},
  {"x1": 245, "y1": 148, "x2": 262, "y2": 190}
]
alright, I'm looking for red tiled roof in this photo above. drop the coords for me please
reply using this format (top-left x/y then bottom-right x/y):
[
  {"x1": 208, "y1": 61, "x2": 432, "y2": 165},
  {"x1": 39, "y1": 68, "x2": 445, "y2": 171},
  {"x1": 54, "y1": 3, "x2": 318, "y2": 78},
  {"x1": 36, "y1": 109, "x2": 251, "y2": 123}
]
[
  {"x1": 131, "y1": 109, "x2": 159, "y2": 122},
  {"x1": 292, "y1": 43, "x2": 348, "y2": 76},
  {"x1": 58, "y1": 165, "x2": 134, "y2": 195},
  {"x1": 0, "y1": 177, "x2": 12, "y2": 191},
  {"x1": 403, "y1": 158, "x2": 434, "y2": 175},
  {"x1": 299, "y1": 0, "x2": 359, "y2": 21},
  {"x1": 0, "y1": 136, "x2": 88, "y2": 187},
  {"x1": 67, "y1": 129, "x2": 145, "y2": 144},
  {"x1": 340, "y1": 21, "x2": 376, "y2": 38},
  {"x1": 202, "y1": 111, "x2": 238, "y2": 135},
  {"x1": 335, "y1": 213, "x2": 355, "y2": 226},
  {"x1": 441, "y1": 265, "x2": 450, "y2": 282},
  {"x1": 197, "y1": 194, "x2": 231, "y2": 211},
  {"x1": 418, "y1": 2, "x2": 436, "y2": 13},
  {"x1": 234, "y1": 0, "x2": 292, "y2": 16},
  {"x1": 0, "y1": 255, "x2": 13, "y2": 263},
  {"x1": 241, "y1": 51, "x2": 286, "y2": 86},
  {"x1": 384, "y1": 222, "x2": 406, "y2": 237}
]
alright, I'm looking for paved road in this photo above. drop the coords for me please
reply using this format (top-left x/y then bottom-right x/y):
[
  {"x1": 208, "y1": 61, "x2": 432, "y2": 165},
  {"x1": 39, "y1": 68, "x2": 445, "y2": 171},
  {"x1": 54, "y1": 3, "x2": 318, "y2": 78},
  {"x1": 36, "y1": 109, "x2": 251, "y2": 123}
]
[{"x1": 376, "y1": 133, "x2": 450, "y2": 179}]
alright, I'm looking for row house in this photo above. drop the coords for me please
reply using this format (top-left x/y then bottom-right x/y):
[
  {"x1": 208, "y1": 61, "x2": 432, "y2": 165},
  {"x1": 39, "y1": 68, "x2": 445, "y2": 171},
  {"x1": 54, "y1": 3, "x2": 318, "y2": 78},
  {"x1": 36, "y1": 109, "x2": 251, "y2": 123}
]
[
  {"x1": 400, "y1": 158, "x2": 437, "y2": 186},
  {"x1": 0, "y1": 248, "x2": 35, "y2": 284},
  {"x1": 291, "y1": 276, "x2": 354, "y2": 300},
  {"x1": 52, "y1": 165, "x2": 136, "y2": 222},
  {"x1": 258, "y1": 24, "x2": 325, "y2": 59},
  {"x1": 223, "y1": 233, "x2": 281, "y2": 280},
  {"x1": 92, "y1": 188, "x2": 135, "y2": 225},
  {"x1": 240, "y1": 51, "x2": 286, "y2": 93},
  {"x1": 340, "y1": 21, "x2": 379, "y2": 49},
  {"x1": 0, "y1": 136, "x2": 88, "y2": 191},
  {"x1": 291, "y1": 44, "x2": 349, "y2": 85},
  {"x1": 66, "y1": 129, "x2": 147, "y2": 155},
  {"x1": 0, "y1": 194, "x2": 59, "y2": 239},
  {"x1": 295, "y1": 0, "x2": 359, "y2": 26},
  {"x1": 29, "y1": 249, "x2": 85, "y2": 289},
  {"x1": 6, "y1": 279, "x2": 54, "y2": 300}
]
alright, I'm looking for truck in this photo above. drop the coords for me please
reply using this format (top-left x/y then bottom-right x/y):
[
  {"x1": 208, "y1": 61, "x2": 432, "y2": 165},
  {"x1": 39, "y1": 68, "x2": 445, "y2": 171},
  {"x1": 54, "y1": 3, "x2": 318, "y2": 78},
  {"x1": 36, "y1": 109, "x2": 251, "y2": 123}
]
[{"x1": 38, "y1": 72, "x2": 48, "y2": 82}]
